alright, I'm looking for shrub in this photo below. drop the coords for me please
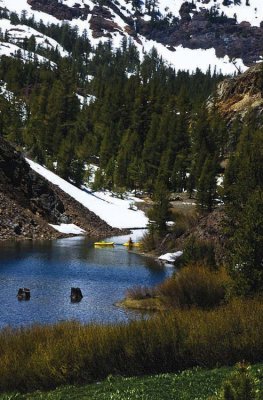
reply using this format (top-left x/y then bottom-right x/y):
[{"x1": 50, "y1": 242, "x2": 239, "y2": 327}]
[
  {"x1": 213, "y1": 362, "x2": 259, "y2": 400},
  {"x1": 171, "y1": 210, "x2": 198, "y2": 238},
  {"x1": 157, "y1": 264, "x2": 232, "y2": 308},
  {"x1": 180, "y1": 235, "x2": 217, "y2": 267}
]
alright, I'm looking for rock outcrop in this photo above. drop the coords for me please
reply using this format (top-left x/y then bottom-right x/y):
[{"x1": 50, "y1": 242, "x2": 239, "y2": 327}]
[
  {"x1": 138, "y1": 6, "x2": 263, "y2": 66},
  {"x1": 0, "y1": 136, "x2": 65, "y2": 225},
  {"x1": 214, "y1": 62, "x2": 263, "y2": 125},
  {"x1": 27, "y1": 0, "x2": 90, "y2": 21}
]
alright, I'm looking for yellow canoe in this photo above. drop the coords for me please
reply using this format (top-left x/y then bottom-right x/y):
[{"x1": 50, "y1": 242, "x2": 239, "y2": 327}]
[
  {"x1": 123, "y1": 242, "x2": 142, "y2": 247},
  {"x1": 94, "y1": 241, "x2": 114, "y2": 247}
]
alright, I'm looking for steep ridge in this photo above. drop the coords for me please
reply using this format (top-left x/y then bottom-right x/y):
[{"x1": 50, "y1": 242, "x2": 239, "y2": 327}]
[{"x1": 0, "y1": 137, "x2": 121, "y2": 240}]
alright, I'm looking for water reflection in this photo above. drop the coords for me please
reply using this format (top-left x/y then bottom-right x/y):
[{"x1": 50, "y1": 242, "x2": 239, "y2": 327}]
[{"x1": 0, "y1": 232, "x2": 173, "y2": 328}]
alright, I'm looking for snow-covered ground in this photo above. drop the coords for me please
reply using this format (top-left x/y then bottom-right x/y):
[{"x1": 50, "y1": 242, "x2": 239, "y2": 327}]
[
  {"x1": 148, "y1": 0, "x2": 263, "y2": 27},
  {"x1": 27, "y1": 159, "x2": 149, "y2": 229},
  {"x1": 139, "y1": 39, "x2": 247, "y2": 74},
  {"x1": 0, "y1": 0, "x2": 60, "y2": 25},
  {"x1": 158, "y1": 251, "x2": 183, "y2": 264},
  {"x1": 0, "y1": 79, "x2": 13, "y2": 100},
  {"x1": 192, "y1": 0, "x2": 263, "y2": 28},
  {"x1": 50, "y1": 223, "x2": 86, "y2": 235},
  {"x1": 3, "y1": 0, "x2": 261, "y2": 27},
  {"x1": 0, "y1": 19, "x2": 68, "y2": 57}
]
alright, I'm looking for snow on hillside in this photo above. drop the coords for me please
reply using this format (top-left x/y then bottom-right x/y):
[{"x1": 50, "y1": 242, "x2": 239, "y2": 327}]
[
  {"x1": 0, "y1": 19, "x2": 68, "y2": 57},
  {"x1": 0, "y1": 79, "x2": 13, "y2": 100},
  {"x1": 0, "y1": 41, "x2": 54, "y2": 64},
  {"x1": 0, "y1": 0, "x2": 261, "y2": 73},
  {"x1": 26, "y1": 159, "x2": 149, "y2": 229},
  {"x1": 150, "y1": 0, "x2": 263, "y2": 27},
  {"x1": 192, "y1": 0, "x2": 263, "y2": 28},
  {"x1": 0, "y1": 0, "x2": 59, "y2": 25},
  {"x1": 139, "y1": 39, "x2": 247, "y2": 74},
  {"x1": 49, "y1": 223, "x2": 86, "y2": 235}
]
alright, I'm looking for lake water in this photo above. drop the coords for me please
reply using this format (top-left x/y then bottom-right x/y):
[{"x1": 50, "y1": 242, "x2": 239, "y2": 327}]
[{"x1": 0, "y1": 231, "x2": 173, "y2": 328}]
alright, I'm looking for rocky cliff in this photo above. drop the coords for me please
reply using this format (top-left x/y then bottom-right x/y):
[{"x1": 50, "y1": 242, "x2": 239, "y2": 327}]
[
  {"x1": 0, "y1": 136, "x2": 120, "y2": 240},
  {"x1": 214, "y1": 62, "x2": 263, "y2": 124}
]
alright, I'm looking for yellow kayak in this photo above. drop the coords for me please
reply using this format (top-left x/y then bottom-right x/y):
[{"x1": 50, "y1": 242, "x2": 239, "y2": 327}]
[
  {"x1": 123, "y1": 242, "x2": 142, "y2": 247},
  {"x1": 94, "y1": 241, "x2": 114, "y2": 247}
]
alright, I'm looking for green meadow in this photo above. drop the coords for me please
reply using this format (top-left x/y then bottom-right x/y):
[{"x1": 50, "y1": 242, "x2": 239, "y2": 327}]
[{"x1": 1, "y1": 363, "x2": 262, "y2": 400}]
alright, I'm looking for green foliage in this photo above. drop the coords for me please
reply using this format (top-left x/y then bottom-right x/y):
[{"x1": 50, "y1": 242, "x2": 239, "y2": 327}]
[
  {"x1": 92, "y1": 168, "x2": 105, "y2": 191},
  {"x1": 224, "y1": 126, "x2": 263, "y2": 294},
  {"x1": 214, "y1": 363, "x2": 260, "y2": 400},
  {"x1": 197, "y1": 156, "x2": 218, "y2": 212},
  {"x1": 1, "y1": 364, "x2": 262, "y2": 400},
  {"x1": 180, "y1": 235, "x2": 217, "y2": 268},
  {"x1": 0, "y1": 22, "x2": 223, "y2": 192},
  {"x1": 230, "y1": 190, "x2": 263, "y2": 294},
  {"x1": 148, "y1": 181, "x2": 171, "y2": 235}
]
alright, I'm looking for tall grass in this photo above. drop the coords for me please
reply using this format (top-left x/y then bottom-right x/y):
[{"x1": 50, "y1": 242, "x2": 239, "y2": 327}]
[
  {"x1": 0, "y1": 298, "x2": 262, "y2": 393},
  {"x1": 156, "y1": 264, "x2": 232, "y2": 308},
  {"x1": 126, "y1": 264, "x2": 232, "y2": 309}
]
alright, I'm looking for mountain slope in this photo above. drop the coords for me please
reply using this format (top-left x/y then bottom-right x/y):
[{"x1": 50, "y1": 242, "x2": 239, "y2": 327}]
[{"x1": 0, "y1": 0, "x2": 262, "y2": 73}]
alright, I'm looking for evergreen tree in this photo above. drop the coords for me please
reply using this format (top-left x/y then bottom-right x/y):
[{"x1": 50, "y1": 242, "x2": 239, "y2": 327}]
[
  {"x1": 224, "y1": 127, "x2": 263, "y2": 294},
  {"x1": 196, "y1": 155, "x2": 218, "y2": 212},
  {"x1": 148, "y1": 181, "x2": 171, "y2": 235},
  {"x1": 229, "y1": 189, "x2": 263, "y2": 294}
]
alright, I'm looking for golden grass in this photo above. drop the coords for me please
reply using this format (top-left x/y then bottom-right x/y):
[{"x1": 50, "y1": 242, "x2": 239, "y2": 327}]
[{"x1": 0, "y1": 298, "x2": 262, "y2": 393}]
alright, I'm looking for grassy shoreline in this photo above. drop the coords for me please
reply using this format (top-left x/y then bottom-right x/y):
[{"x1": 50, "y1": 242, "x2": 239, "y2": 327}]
[{"x1": 0, "y1": 298, "x2": 262, "y2": 393}]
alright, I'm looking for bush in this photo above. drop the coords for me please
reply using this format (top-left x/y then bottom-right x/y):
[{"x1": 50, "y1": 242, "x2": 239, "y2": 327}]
[
  {"x1": 213, "y1": 362, "x2": 259, "y2": 400},
  {"x1": 157, "y1": 264, "x2": 232, "y2": 309},
  {"x1": 180, "y1": 235, "x2": 217, "y2": 267}
]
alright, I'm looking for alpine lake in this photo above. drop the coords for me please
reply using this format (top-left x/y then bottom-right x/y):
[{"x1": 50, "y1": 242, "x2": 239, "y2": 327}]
[{"x1": 0, "y1": 231, "x2": 173, "y2": 328}]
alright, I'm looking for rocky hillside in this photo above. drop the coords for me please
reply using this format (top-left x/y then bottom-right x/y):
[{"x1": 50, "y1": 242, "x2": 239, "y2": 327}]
[
  {"x1": 214, "y1": 62, "x2": 263, "y2": 124},
  {"x1": 0, "y1": 136, "x2": 120, "y2": 240},
  {"x1": 25, "y1": 0, "x2": 263, "y2": 65}
]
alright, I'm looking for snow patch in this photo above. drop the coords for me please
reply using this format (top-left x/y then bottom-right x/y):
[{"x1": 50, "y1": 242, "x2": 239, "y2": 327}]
[
  {"x1": 27, "y1": 159, "x2": 149, "y2": 229},
  {"x1": 158, "y1": 251, "x2": 183, "y2": 264},
  {"x1": 138, "y1": 39, "x2": 248, "y2": 74},
  {"x1": 50, "y1": 223, "x2": 86, "y2": 234}
]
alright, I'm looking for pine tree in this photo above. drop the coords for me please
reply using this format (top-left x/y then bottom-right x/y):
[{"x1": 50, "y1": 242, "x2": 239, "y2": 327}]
[
  {"x1": 148, "y1": 181, "x2": 171, "y2": 235},
  {"x1": 224, "y1": 127, "x2": 263, "y2": 294},
  {"x1": 197, "y1": 155, "x2": 218, "y2": 212},
  {"x1": 229, "y1": 189, "x2": 263, "y2": 294}
]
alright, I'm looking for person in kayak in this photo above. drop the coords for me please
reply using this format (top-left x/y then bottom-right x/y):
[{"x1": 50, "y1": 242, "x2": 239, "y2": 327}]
[{"x1": 128, "y1": 237, "x2": 133, "y2": 249}]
